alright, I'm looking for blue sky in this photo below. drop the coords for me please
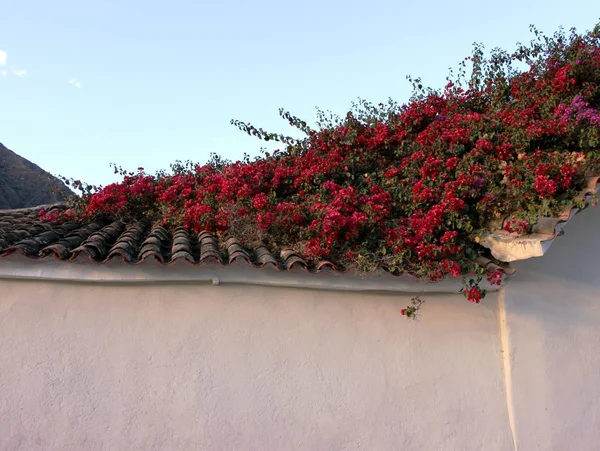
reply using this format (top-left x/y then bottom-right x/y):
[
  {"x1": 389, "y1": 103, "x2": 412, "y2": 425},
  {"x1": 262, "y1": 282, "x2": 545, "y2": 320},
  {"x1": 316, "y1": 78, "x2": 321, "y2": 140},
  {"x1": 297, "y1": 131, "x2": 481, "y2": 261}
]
[{"x1": 1, "y1": 1, "x2": 598, "y2": 186}]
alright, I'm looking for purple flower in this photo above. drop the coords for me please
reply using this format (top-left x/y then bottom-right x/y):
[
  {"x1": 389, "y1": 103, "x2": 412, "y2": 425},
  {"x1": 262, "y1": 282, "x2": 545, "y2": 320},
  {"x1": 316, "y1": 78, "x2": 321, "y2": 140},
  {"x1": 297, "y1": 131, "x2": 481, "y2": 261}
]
[{"x1": 556, "y1": 96, "x2": 600, "y2": 126}]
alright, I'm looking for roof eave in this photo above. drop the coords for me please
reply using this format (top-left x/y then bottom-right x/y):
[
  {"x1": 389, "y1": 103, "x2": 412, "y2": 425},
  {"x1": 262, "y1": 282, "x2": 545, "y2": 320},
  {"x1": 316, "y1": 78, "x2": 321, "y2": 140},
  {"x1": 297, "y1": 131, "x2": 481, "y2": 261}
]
[{"x1": 0, "y1": 253, "x2": 501, "y2": 294}]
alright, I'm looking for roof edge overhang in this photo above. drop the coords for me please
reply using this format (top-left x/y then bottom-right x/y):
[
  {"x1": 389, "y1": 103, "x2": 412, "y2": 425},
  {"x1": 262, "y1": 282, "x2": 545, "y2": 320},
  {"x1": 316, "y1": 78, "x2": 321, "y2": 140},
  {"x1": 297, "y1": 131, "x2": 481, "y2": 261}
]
[
  {"x1": 479, "y1": 175, "x2": 600, "y2": 263},
  {"x1": 0, "y1": 254, "x2": 500, "y2": 295}
]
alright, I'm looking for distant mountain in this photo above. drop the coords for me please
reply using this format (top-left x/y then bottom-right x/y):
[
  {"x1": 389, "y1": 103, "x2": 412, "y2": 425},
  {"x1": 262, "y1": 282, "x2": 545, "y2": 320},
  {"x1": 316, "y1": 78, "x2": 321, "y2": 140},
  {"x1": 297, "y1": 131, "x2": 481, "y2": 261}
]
[{"x1": 0, "y1": 142, "x2": 73, "y2": 209}]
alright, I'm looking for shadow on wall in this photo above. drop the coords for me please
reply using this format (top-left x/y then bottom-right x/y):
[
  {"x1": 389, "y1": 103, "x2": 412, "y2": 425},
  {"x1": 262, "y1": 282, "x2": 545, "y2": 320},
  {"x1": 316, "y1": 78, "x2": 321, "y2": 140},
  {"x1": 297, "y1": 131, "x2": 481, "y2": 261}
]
[
  {"x1": 513, "y1": 204, "x2": 600, "y2": 287},
  {"x1": 502, "y1": 207, "x2": 600, "y2": 451},
  {"x1": 509, "y1": 204, "x2": 600, "y2": 327}
]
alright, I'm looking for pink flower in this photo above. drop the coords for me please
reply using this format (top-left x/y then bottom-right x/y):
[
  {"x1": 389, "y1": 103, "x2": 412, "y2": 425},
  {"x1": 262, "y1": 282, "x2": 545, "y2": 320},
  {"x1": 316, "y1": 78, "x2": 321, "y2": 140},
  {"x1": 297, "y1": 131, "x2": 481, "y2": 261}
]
[{"x1": 486, "y1": 269, "x2": 504, "y2": 286}]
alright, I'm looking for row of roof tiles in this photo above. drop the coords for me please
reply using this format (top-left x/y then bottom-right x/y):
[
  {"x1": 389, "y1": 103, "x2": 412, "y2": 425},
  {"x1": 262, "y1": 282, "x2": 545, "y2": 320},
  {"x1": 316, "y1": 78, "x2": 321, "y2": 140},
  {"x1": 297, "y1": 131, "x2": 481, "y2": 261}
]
[{"x1": 0, "y1": 205, "x2": 336, "y2": 272}]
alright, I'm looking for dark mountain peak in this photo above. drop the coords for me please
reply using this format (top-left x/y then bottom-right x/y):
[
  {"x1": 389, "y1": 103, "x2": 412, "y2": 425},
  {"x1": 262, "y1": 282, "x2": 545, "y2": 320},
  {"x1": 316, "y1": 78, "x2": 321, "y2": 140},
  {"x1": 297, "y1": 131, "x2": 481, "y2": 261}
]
[{"x1": 0, "y1": 142, "x2": 73, "y2": 209}]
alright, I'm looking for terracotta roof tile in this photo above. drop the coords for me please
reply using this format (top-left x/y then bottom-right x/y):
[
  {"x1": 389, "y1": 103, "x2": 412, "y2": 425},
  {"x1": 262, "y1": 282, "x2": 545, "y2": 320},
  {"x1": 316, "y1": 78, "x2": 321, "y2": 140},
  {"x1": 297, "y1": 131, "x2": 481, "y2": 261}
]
[
  {"x1": 0, "y1": 204, "x2": 347, "y2": 273},
  {"x1": 0, "y1": 203, "x2": 519, "y2": 275},
  {"x1": 170, "y1": 227, "x2": 195, "y2": 262}
]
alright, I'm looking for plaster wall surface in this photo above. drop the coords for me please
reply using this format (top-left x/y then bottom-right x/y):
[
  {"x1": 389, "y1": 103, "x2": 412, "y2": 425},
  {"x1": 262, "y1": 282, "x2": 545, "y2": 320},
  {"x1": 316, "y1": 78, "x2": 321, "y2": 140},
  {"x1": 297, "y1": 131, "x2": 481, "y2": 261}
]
[
  {"x1": 507, "y1": 204, "x2": 600, "y2": 451},
  {"x1": 0, "y1": 279, "x2": 512, "y2": 451}
]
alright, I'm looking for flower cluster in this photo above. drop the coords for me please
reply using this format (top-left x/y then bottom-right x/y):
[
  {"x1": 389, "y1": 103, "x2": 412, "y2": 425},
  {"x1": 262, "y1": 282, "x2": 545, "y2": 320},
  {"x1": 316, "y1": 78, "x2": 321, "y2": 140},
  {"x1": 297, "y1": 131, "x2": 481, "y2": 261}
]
[
  {"x1": 51, "y1": 23, "x2": 600, "y2": 305},
  {"x1": 556, "y1": 95, "x2": 600, "y2": 126}
]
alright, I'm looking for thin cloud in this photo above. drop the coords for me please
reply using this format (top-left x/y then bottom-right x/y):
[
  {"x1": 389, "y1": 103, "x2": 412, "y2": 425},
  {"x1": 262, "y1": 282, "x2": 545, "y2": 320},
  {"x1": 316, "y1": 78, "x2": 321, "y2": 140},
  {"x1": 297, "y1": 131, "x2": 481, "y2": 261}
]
[
  {"x1": 68, "y1": 78, "x2": 82, "y2": 89},
  {"x1": 0, "y1": 51, "x2": 28, "y2": 78},
  {"x1": 10, "y1": 67, "x2": 27, "y2": 78}
]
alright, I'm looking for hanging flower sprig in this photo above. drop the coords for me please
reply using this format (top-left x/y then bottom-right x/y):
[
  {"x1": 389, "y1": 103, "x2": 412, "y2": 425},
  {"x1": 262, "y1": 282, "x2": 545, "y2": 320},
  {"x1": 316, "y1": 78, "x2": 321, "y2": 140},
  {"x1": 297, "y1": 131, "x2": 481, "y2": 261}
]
[{"x1": 401, "y1": 296, "x2": 425, "y2": 319}]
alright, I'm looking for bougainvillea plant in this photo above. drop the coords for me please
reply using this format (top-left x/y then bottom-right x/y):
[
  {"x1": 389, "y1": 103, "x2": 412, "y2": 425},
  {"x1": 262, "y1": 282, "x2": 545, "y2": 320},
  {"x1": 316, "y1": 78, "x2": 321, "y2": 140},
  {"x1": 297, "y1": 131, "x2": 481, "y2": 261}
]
[
  {"x1": 47, "y1": 23, "x2": 600, "y2": 313},
  {"x1": 401, "y1": 297, "x2": 425, "y2": 320}
]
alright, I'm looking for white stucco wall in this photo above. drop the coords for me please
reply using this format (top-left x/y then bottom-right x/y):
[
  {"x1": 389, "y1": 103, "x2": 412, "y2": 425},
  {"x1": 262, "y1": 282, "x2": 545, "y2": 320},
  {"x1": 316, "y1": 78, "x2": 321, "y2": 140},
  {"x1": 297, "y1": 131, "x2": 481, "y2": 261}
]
[
  {"x1": 0, "y1": 278, "x2": 513, "y2": 450},
  {"x1": 505, "y1": 205, "x2": 600, "y2": 451},
  {"x1": 3, "y1": 207, "x2": 598, "y2": 450}
]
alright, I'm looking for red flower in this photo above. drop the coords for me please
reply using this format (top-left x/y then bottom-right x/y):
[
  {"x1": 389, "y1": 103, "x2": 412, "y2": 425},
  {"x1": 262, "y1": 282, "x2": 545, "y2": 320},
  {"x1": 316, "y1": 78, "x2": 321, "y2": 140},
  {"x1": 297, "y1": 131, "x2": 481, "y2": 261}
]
[
  {"x1": 440, "y1": 230, "x2": 458, "y2": 243},
  {"x1": 533, "y1": 175, "x2": 558, "y2": 198},
  {"x1": 446, "y1": 157, "x2": 460, "y2": 171},
  {"x1": 252, "y1": 193, "x2": 269, "y2": 209},
  {"x1": 465, "y1": 286, "x2": 484, "y2": 304}
]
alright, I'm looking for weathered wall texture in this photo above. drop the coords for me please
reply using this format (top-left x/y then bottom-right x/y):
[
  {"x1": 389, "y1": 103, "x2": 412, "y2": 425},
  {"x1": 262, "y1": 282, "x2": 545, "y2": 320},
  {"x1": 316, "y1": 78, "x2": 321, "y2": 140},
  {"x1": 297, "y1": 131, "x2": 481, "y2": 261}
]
[
  {"x1": 0, "y1": 280, "x2": 512, "y2": 450},
  {"x1": 506, "y1": 204, "x2": 600, "y2": 451}
]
